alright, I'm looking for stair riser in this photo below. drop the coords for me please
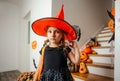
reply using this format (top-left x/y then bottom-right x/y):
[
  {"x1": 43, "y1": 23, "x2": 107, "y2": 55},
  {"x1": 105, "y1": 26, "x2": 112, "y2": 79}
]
[
  {"x1": 97, "y1": 33, "x2": 113, "y2": 37},
  {"x1": 93, "y1": 48, "x2": 113, "y2": 54},
  {"x1": 90, "y1": 57, "x2": 114, "y2": 64},
  {"x1": 87, "y1": 66, "x2": 114, "y2": 78},
  {"x1": 104, "y1": 27, "x2": 110, "y2": 30},
  {"x1": 96, "y1": 37, "x2": 111, "y2": 41},
  {"x1": 101, "y1": 30, "x2": 111, "y2": 33},
  {"x1": 99, "y1": 42, "x2": 111, "y2": 46}
]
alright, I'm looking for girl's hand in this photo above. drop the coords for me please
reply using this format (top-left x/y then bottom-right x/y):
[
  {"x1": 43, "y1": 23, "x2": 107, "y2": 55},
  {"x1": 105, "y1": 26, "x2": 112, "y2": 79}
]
[
  {"x1": 69, "y1": 41, "x2": 78, "y2": 49},
  {"x1": 68, "y1": 40, "x2": 80, "y2": 65}
]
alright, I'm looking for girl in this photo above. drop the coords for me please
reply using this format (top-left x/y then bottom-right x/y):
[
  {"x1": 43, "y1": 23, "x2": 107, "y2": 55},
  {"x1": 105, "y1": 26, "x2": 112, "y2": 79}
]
[{"x1": 32, "y1": 5, "x2": 80, "y2": 81}]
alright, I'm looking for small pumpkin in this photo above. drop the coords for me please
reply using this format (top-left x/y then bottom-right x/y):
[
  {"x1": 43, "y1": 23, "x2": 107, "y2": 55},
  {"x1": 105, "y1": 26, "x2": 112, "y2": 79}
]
[
  {"x1": 86, "y1": 58, "x2": 93, "y2": 63},
  {"x1": 32, "y1": 40, "x2": 37, "y2": 50},
  {"x1": 80, "y1": 51, "x2": 88, "y2": 62},
  {"x1": 83, "y1": 45, "x2": 92, "y2": 54},
  {"x1": 79, "y1": 62, "x2": 88, "y2": 74},
  {"x1": 108, "y1": 19, "x2": 115, "y2": 33},
  {"x1": 111, "y1": 7, "x2": 115, "y2": 17}
]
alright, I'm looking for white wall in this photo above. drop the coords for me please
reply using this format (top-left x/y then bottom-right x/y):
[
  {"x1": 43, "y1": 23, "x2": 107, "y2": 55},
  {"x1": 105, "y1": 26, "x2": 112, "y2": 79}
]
[
  {"x1": 18, "y1": 0, "x2": 52, "y2": 72},
  {"x1": 17, "y1": 0, "x2": 32, "y2": 73},
  {"x1": 115, "y1": 0, "x2": 120, "y2": 81},
  {"x1": 52, "y1": 0, "x2": 112, "y2": 48},
  {"x1": 30, "y1": 0, "x2": 52, "y2": 71},
  {"x1": 0, "y1": 1, "x2": 19, "y2": 72}
]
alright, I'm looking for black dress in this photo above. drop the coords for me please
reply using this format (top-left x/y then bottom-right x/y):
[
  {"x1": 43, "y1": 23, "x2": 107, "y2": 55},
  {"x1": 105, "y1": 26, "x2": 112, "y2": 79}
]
[{"x1": 40, "y1": 46, "x2": 74, "y2": 81}]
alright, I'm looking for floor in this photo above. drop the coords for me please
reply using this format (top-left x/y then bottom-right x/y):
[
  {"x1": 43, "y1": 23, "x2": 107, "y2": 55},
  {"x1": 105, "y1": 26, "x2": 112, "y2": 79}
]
[
  {"x1": 0, "y1": 70, "x2": 21, "y2": 81},
  {"x1": 72, "y1": 72, "x2": 114, "y2": 81},
  {"x1": 0, "y1": 70, "x2": 114, "y2": 81}
]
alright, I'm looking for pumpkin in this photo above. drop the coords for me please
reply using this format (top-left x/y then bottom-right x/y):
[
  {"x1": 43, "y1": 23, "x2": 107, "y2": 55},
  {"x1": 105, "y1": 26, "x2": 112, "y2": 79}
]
[
  {"x1": 32, "y1": 40, "x2": 37, "y2": 50},
  {"x1": 108, "y1": 19, "x2": 115, "y2": 33},
  {"x1": 111, "y1": 7, "x2": 115, "y2": 17},
  {"x1": 17, "y1": 71, "x2": 35, "y2": 81},
  {"x1": 83, "y1": 45, "x2": 92, "y2": 54},
  {"x1": 86, "y1": 58, "x2": 93, "y2": 63},
  {"x1": 79, "y1": 62, "x2": 88, "y2": 74},
  {"x1": 80, "y1": 51, "x2": 88, "y2": 62}
]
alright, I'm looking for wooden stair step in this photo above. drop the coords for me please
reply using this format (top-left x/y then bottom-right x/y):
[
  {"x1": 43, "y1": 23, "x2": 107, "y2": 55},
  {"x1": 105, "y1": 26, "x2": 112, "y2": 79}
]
[
  {"x1": 86, "y1": 62, "x2": 114, "y2": 69},
  {"x1": 92, "y1": 46, "x2": 111, "y2": 49},
  {"x1": 72, "y1": 72, "x2": 114, "y2": 81},
  {"x1": 88, "y1": 54, "x2": 114, "y2": 57}
]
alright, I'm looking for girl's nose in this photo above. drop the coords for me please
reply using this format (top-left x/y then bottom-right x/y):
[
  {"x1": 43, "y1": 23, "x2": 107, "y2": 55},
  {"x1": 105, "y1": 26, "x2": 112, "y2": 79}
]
[{"x1": 51, "y1": 31, "x2": 55, "y2": 37}]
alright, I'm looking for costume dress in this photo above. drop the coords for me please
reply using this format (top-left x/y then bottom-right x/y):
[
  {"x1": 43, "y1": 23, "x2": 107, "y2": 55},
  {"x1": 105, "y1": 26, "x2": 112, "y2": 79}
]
[{"x1": 40, "y1": 45, "x2": 74, "y2": 81}]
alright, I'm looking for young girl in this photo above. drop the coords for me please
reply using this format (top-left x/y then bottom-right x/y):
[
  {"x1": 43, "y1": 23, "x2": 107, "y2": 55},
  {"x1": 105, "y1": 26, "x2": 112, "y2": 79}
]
[{"x1": 32, "y1": 5, "x2": 80, "y2": 81}]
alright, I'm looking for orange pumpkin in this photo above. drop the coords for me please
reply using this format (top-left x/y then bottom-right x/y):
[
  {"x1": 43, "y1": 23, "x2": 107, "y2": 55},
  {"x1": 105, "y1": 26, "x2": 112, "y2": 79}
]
[
  {"x1": 32, "y1": 40, "x2": 37, "y2": 50},
  {"x1": 108, "y1": 19, "x2": 115, "y2": 33},
  {"x1": 79, "y1": 62, "x2": 88, "y2": 74},
  {"x1": 83, "y1": 45, "x2": 92, "y2": 54},
  {"x1": 111, "y1": 7, "x2": 115, "y2": 17},
  {"x1": 86, "y1": 58, "x2": 93, "y2": 63},
  {"x1": 80, "y1": 51, "x2": 88, "y2": 62}
]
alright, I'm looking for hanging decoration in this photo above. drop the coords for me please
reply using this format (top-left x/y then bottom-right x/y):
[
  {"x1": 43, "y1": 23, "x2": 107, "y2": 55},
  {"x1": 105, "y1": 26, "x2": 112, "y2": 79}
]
[{"x1": 32, "y1": 40, "x2": 37, "y2": 50}]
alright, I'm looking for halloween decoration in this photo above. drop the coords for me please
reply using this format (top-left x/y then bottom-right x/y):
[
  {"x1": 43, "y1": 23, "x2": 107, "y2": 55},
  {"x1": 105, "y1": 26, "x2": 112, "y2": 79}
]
[
  {"x1": 83, "y1": 45, "x2": 93, "y2": 54},
  {"x1": 17, "y1": 46, "x2": 46, "y2": 81},
  {"x1": 72, "y1": 25, "x2": 81, "y2": 41},
  {"x1": 107, "y1": 10, "x2": 114, "y2": 21},
  {"x1": 17, "y1": 71, "x2": 35, "y2": 81},
  {"x1": 79, "y1": 62, "x2": 88, "y2": 74},
  {"x1": 79, "y1": 51, "x2": 93, "y2": 74},
  {"x1": 87, "y1": 37, "x2": 100, "y2": 47},
  {"x1": 80, "y1": 51, "x2": 93, "y2": 63},
  {"x1": 107, "y1": 7, "x2": 115, "y2": 43},
  {"x1": 110, "y1": 7, "x2": 115, "y2": 17},
  {"x1": 32, "y1": 5, "x2": 77, "y2": 40},
  {"x1": 80, "y1": 51, "x2": 88, "y2": 62},
  {"x1": 108, "y1": 19, "x2": 115, "y2": 33},
  {"x1": 86, "y1": 58, "x2": 93, "y2": 63},
  {"x1": 33, "y1": 59, "x2": 37, "y2": 69},
  {"x1": 32, "y1": 40, "x2": 37, "y2": 50},
  {"x1": 108, "y1": 33, "x2": 115, "y2": 43}
]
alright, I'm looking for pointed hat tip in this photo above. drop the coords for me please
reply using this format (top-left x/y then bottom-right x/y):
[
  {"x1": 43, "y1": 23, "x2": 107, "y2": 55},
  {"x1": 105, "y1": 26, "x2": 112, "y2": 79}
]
[
  {"x1": 55, "y1": 4, "x2": 64, "y2": 19},
  {"x1": 62, "y1": 4, "x2": 64, "y2": 8}
]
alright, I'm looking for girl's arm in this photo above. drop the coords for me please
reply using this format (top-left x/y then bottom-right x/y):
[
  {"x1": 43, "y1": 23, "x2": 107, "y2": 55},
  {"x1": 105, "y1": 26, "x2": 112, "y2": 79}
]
[{"x1": 68, "y1": 41, "x2": 80, "y2": 65}]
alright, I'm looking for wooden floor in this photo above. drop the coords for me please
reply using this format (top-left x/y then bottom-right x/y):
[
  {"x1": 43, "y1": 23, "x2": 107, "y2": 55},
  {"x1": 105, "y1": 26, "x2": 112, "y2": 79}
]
[
  {"x1": 72, "y1": 72, "x2": 114, "y2": 81},
  {"x1": 0, "y1": 70, "x2": 21, "y2": 81},
  {"x1": 0, "y1": 70, "x2": 114, "y2": 81}
]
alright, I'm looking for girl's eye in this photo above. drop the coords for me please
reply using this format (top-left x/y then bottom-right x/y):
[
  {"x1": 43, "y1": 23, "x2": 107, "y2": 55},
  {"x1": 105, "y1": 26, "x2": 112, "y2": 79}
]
[
  {"x1": 55, "y1": 30, "x2": 60, "y2": 33},
  {"x1": 47, "y1": 30, "x2": 52, "y2": 33}
]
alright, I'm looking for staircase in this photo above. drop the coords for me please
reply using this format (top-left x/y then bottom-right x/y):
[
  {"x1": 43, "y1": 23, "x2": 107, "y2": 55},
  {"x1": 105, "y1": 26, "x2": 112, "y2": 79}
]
[{"x1": 72, "y1": 27, "x2": 114, "y2": 81}]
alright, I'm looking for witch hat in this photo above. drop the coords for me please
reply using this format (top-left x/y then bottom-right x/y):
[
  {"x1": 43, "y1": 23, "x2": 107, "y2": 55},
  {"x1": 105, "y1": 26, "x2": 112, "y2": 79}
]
[{"x1": 32, "y1": 4, "x2": 77, "y2": 40}]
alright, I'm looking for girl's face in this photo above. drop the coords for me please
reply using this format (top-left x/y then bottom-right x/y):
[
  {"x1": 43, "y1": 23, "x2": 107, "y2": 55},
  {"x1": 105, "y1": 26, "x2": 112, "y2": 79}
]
[{"x1": 47, "y1": 27, "x2": 63, "y2": 45}]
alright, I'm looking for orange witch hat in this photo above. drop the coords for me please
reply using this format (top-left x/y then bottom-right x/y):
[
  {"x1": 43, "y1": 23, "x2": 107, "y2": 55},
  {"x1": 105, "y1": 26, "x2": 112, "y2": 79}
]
[{"x1": 32, "y1": 4, "x2": 77, "y2": 40}]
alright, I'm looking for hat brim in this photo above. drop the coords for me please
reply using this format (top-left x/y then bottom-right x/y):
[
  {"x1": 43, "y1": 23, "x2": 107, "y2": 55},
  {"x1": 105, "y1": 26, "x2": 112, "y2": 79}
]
[{"x1": 32, "y1": 17, "x2": 77, "y2": 40}]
